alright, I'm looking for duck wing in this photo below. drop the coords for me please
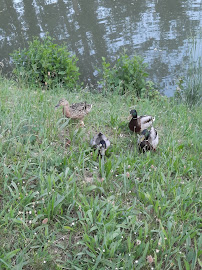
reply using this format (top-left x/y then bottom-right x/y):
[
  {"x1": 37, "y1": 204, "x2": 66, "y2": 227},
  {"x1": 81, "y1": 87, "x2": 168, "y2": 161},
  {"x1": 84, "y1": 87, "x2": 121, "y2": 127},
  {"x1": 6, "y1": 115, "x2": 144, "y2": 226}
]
[
  {"x1": 70, "y1": 102, "x2": 85, "y2": 110},
  {"x1": 139, "y1": 115, "x2": 154, "y2": 130},
  {"x1": 69, "y1": 102, "x2": 92, "y2": 119},
  {"x1": 149, "y1": 127, "x2": 158, "y2": 150},
  {"x1": 70, "y1": 102, "x2": 92, "y2": 111}
]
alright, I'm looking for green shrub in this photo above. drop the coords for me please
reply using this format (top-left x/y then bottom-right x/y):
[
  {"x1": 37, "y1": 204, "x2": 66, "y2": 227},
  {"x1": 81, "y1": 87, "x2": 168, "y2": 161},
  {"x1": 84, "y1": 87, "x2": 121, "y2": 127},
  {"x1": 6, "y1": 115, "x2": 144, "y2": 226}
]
[
  {"x1": 100, "y1": 53, "x2": 153, "y2": 97},
  {"x1": 11, "y1": 35, "x2": 80, "y2": 89}
]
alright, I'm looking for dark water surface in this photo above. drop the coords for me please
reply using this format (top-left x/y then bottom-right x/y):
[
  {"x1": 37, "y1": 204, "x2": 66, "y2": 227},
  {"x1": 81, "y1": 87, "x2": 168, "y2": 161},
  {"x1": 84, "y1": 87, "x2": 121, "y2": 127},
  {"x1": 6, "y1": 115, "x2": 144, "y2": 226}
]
[{"x1": 0, "y1": 0, "x2": 202, "y2": 96}]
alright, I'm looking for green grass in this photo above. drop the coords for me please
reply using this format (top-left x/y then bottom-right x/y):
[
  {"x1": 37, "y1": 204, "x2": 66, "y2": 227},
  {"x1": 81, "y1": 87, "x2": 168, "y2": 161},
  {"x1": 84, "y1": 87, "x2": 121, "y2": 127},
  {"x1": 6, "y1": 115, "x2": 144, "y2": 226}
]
[{"x1": 0, "y1": 76, "x2": 201, "y2": 270}]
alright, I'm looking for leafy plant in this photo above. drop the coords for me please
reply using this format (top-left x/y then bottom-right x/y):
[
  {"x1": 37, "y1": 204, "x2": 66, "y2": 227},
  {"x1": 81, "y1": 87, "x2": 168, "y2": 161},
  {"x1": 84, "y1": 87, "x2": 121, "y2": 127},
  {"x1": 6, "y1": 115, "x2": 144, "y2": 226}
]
[
  {"x1": 175, "y1": 36, "x2": 202, "y2": 106},
  {"x1": 175, "y1": 66, "x2": 202, "y2": 107},
  {"x1": 100, "y1": 53, "x2": 156, "y2": 97},
  {"x1": 11, "y1": 35, "x2": 80, "y2": 89}
]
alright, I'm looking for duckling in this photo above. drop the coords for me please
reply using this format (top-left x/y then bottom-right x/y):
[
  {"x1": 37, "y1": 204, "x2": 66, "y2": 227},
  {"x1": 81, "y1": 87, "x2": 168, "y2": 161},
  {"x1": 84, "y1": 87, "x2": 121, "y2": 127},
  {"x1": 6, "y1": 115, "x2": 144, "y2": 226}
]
[
  {"x1": 129, "y1": 109, "x2": 155, "y2": 133},
  {"x1": 55, "y1": 99, "x2": 92, "y2": 125},
  {"x1": 90, "y1": 133, "x2": 110, "y2": 156},
  {"x1": 138, "y1": 127, "x2": 159, "y2": 152}
]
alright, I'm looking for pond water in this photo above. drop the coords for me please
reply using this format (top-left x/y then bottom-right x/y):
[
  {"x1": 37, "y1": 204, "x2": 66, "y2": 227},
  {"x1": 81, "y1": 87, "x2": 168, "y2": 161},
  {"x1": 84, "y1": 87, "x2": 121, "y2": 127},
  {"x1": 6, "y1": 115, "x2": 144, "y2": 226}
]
[{"x1": 0, "y1": 0, "x2": 202, "y2": 96}]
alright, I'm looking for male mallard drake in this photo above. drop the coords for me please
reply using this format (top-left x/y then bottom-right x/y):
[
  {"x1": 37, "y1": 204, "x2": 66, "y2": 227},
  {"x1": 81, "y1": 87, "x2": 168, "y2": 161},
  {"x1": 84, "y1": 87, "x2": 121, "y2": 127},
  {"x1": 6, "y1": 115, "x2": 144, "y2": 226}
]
[
  {"x1": 129, "y1": 109, "x2": 155, "y2": 133},
  {"x1": 55, "y1": 99, "x2": 92, "y2": 125},
  {"x1": 90, "y1": 133, "x2": 110, "y2": 156},
  {"x1": 138, "y1": 127, "x2": 159, "y2": 152}
]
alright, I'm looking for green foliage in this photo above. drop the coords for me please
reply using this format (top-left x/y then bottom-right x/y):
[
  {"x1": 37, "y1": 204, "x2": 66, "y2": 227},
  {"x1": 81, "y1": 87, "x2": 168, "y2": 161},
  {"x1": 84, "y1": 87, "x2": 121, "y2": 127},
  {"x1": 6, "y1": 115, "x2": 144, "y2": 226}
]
[
  {"x1": 175, "y1": 67, "x2": 202, "y2": 107},
  {"x1": 175, "y1": 37, "x2": 202, "y2": 106},
  {"x1": 11, "y1": 35, "x2": 80, "y2": 89},
  {"x1": 100, "y1": 53, "x2": 158, "y2": 97}
]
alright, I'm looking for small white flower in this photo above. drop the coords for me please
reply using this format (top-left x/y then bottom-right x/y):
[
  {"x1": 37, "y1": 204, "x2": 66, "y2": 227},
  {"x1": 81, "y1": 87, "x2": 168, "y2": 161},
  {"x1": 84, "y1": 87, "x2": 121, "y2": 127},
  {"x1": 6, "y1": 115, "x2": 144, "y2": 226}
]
[
  {"x1": 156, "y1": 249, "x2": 160, "y2": 253},
  {"x1": 136, "y1": 239, "x2": 141, "y2": 245},
  {"x1": 135, "y1": 260, "x2": 138, "y2": 263},
  {"x1": 71, "y1": 222, "x2": 75, "y2": 226},
  {"x1": 103, "y1": 249, "x2": 105, "y2": 252},
  {"x1": 43, "y1": 260, "x2": 46, "y2": 263}
]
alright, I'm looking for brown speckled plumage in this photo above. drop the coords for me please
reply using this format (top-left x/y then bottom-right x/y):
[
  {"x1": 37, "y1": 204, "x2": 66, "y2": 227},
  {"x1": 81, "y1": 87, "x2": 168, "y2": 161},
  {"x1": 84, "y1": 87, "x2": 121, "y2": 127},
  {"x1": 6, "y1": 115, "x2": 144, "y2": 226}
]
[{"x1": 55, "y1": 99, "x2": 92, "y2": 120}]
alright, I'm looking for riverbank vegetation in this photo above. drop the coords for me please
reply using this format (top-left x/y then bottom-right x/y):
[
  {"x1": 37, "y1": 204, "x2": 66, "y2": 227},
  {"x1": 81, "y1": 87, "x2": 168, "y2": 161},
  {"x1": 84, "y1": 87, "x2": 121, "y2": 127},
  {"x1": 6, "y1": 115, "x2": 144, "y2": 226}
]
[
  {"x1": 0, "y1": 75, "x2": 201, "y2": 269},
  {"x1": 11, "y1": 36, "x2": 80, "y2": 90},
  {"x1": 0, "y1": 36, "x2": 201, "y2": 269}
]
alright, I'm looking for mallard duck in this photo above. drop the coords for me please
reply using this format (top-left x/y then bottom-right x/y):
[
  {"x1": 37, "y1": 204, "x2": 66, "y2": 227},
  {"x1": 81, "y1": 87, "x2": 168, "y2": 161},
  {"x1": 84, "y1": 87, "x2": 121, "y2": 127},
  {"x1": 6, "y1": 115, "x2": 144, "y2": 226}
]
[
  {"x1": 138, "y1": 127, "x2": 159, "y2": 152},
  {"x1": 129, "y1": 109, "x2": 155, "y2": 133},
  {"x1": 90, "y1": 133, "x2": 110, "y2": 156},
  {"x1": 55, "y1": 98, "x2": 92, "y2": 122}
]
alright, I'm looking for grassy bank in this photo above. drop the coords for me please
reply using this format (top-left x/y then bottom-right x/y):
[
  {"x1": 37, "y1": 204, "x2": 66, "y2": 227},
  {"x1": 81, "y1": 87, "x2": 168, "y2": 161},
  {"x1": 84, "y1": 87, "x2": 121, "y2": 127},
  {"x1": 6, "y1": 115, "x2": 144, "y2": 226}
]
[{"x1": 0, "y1": 76, "x2": 201, "y2": 270}]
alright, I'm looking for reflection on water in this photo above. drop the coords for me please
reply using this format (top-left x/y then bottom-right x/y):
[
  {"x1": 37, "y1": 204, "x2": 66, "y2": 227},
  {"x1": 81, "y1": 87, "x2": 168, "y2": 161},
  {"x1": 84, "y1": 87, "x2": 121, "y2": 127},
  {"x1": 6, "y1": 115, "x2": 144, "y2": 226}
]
[{"x1": 0, "y1": 0, "x2": 201, "y2": 96}]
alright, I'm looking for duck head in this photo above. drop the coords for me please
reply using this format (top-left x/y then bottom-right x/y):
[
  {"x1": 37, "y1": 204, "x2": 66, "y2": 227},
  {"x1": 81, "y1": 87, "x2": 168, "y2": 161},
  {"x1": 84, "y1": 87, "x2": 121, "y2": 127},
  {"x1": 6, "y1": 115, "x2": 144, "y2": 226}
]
[
  {"x1": 130, "y1": 109, "x2": 137, "y2": 118},
  {"x1": 55, "y1": 99, "x2": 69, "y2": 109},
  {"x1": 138, "y1": 129, "x2": 150, "y2": 143}
]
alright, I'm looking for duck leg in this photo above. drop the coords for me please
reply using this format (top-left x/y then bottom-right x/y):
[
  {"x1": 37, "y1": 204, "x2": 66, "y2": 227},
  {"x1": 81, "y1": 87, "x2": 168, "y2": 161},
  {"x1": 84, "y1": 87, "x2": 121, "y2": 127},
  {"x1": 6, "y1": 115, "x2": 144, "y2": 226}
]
[{"x1": 79, "y1": 120, "x2": 85, "y2": 127}]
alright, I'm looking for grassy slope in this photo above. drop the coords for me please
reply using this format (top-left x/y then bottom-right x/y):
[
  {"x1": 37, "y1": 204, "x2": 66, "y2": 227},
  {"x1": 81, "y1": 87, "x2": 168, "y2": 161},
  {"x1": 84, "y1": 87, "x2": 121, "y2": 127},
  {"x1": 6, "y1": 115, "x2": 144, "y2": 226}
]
[{"x1": 0, "y1": 77, "x2": 201, "y2": 270}]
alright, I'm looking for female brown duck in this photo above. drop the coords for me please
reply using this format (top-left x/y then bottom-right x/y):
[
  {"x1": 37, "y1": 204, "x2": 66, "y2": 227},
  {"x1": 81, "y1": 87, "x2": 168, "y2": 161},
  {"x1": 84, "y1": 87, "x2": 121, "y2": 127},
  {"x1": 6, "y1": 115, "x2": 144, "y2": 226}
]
[{"x1": 55, "y1": 99, "x2": 92, "y2": 125}]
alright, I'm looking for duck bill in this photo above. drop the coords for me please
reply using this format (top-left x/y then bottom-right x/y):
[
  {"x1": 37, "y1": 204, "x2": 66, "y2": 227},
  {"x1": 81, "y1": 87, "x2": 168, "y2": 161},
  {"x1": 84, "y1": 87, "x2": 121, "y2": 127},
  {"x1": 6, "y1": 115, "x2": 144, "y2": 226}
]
[{"x1": 55, "y1": 103, "x2": 60, "y2": 109}]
